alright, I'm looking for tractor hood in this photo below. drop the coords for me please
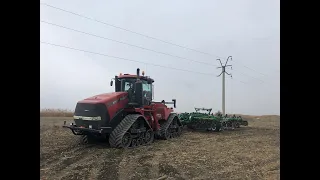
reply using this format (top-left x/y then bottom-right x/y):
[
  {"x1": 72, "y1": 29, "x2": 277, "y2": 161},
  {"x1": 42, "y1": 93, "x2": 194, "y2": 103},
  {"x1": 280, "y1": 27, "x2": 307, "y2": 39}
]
[
  {"x1": 78, "y1": 92, "x2": 128, "y2": 105},
  {"x1": 74, "y1": 92, "x2": 129, "y2": 129}
]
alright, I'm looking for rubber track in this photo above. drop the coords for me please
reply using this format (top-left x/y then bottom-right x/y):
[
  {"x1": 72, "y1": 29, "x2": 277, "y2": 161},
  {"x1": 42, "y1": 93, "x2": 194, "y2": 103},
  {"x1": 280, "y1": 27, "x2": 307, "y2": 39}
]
[
  {"x1": 80, "y1": 135, "x2": 96, "y2": 144},
  {"x1": 80, "y1": 135, "x2": 88, "y2": 145},
  {"x1": 109, "y1": 114, "x2": 144, "y2": 148},
  {"x1": 160, "y1": 113, "x2": 180, "y2": 139}
]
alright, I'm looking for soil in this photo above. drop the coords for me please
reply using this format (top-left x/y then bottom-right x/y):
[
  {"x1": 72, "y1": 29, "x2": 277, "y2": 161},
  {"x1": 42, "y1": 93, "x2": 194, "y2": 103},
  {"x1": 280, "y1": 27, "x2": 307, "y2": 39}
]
[{"x1": 40, "y1": 115, "x2": 280, "y2": 180}]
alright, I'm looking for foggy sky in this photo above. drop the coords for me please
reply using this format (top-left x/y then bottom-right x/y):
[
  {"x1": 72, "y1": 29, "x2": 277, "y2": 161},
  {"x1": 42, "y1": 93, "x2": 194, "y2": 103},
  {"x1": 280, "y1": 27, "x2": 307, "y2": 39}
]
[{"x1": 40, "y1": 0, "x2": 280, "y2": 115}]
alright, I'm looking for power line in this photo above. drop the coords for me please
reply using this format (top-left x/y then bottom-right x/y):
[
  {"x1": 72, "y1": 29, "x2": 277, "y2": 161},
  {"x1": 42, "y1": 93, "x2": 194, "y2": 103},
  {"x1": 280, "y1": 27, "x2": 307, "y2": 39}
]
[
  {"x1": 40, "y1": 41, "x2": 262, "y2": 86},
  {"x1": 41, "y1": 2, "x2": 275, "y2": 78},
  {"x1": 40, "y1": 41, "x2": 214, "y2": 76},
  {"x1": 226, "y1": 76, "x2": 247, "y2": 84},
  {"x1": 40, "y1": 2, "x2": 219, "y2": 57},
  {"x1": 220, "y1": 58, "x2": 265, "y2": 83},
  {"x1": 232, "y1": 69, "x2": 265, "y2": 83},
  {"x1": 232, "y1": 61, "x2": 268, "y2": 76},
  {"x1": 40, "y1": 20, "x2": 217, "y2": 67},
  {"x1": 40, "y1": 2, "x2": 274, "y2": 78},
  {"x1": 40, "y1": 2, "x2": 273, "y2": 83},
  {"x1": 40, "y1": 20, "x2": 267, "y2": 83}
]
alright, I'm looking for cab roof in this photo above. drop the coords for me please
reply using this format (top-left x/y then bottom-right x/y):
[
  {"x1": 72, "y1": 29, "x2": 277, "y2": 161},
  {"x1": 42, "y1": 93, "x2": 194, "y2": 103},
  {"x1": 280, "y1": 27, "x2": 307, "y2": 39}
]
[{"x1": 117, "y1": 74, "x2": 154, "y2": 83}]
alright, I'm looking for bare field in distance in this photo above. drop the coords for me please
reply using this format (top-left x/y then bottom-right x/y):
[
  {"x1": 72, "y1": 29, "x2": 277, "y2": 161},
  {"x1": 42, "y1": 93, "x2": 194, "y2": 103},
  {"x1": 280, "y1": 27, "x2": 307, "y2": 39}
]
[
  {"x1": 40, "y1": 109, "x2": 280, "y2": 180},
  {"x1": 40, "y1": 108, "x2": 73, "y2": 117}
]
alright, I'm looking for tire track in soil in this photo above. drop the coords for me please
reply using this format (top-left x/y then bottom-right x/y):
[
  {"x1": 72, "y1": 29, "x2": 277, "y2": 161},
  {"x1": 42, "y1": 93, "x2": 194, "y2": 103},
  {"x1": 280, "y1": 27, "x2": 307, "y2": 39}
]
[
  {"x1": 40, "y1": 143, "x2": 85, "y2": 163},
  {"x1": 40, "y1": 144, "x2": 82, "y2": 168},
  {"x1": 41, "y1": 145, "x2": 94, "y2": 179},
  {"x1": 54, "y1": 147, "x2": 107, "y2": 180},
  {"x1": 118, "y1": 146, "x2": 161, "y2": 180},
  {"x1": 41, "y1": 144, "x2": 117, "y2": 180},
  {"x1": 158, "y1": 158, "x2": 186, "y2": 180},
  {"x1": 94, "y1": 148, "x2": 124, "y2": 180}
]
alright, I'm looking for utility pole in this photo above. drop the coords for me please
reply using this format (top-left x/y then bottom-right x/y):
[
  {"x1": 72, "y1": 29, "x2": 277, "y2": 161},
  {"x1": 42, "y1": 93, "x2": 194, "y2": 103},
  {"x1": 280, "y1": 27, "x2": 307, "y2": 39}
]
[{"x1": 217, "y1": 56, "x2": 232, "y2": 115}]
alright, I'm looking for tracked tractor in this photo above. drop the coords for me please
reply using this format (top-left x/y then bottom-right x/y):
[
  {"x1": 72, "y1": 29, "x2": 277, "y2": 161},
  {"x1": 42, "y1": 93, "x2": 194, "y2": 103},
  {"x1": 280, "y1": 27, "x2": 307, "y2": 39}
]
[{"x1": 63, "y1": 68, "x2": 183, "y2": 148}]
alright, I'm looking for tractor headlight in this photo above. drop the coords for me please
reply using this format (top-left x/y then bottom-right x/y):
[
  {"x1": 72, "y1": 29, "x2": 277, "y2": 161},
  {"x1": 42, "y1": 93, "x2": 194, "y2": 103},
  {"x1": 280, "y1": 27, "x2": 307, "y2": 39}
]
[
  {"x1": 91, "y1": 116, "x2": 102, "y2": 121},
  {"x1": 73, "y1": 116, "x2": 101, "y2": 121},
  {"x1": 89, "y1": 125, "x2": 92, "y2": 129}
]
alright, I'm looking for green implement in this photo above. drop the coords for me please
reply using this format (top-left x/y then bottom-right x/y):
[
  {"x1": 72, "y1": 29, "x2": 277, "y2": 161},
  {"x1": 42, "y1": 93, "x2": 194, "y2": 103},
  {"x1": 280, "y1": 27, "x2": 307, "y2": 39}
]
[
  {"x1": 179, "y1": 108, "x2": 249, "y2": 132},
  {"x1": 220, "y1": 114, "x2": 248, "y2": 130},
  {"x1": 180, "y1": 108, "x2": 223, "y2": 132}
]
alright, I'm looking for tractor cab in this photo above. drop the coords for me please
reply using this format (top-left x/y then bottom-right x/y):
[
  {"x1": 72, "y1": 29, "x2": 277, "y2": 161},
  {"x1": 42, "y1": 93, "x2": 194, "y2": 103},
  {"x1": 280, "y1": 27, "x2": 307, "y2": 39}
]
[{"x1": 110, "y1": 68, "x2": 154, "y2": 107}]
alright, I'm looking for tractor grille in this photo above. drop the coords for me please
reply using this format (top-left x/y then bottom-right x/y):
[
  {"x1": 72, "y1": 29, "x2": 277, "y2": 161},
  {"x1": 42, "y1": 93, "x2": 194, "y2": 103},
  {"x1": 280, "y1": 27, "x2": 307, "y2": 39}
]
[{"x1": 74, "y1": 103, "x2": 109, "y2": 129}]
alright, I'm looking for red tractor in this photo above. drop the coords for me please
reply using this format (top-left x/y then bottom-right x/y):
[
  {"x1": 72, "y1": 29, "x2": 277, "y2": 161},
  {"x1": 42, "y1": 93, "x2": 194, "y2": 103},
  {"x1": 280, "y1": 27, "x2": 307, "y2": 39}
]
[{"x1": 63, "y1": 68, "x2": 183, "y2": 148}]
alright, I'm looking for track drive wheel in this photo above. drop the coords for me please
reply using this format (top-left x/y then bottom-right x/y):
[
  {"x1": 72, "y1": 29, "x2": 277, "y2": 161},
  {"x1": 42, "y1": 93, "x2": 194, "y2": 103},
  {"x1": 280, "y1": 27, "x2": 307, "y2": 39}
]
[
  {"x1": 144, "y1": 129, "x2": 154, "y2": 145},
  {"x1": 121, "y1": 132, "x2": 132, "y2": 148},
  {"x1": 109, "y1": 114, "x2": 152, "y2": 148}
]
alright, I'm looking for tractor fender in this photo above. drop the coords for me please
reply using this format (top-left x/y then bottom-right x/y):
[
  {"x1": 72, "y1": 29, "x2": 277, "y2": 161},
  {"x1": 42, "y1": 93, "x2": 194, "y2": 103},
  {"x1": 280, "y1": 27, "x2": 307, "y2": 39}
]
[{"x1": 134, "y1": 113, "x2": 153, "y2": 130}]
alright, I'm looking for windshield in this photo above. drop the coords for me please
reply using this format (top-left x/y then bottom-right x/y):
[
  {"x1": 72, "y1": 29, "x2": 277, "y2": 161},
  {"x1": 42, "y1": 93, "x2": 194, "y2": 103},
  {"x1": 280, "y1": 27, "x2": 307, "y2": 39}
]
[
  {"x1": 119, "y1": 78, "x2": 152, "y2": 100},
  {"x1": 120, "y1": 78, "x2": 136, "y2": 91},
  {"x1": 120, "y1": 78, "x2": 149, "y2": 90}
]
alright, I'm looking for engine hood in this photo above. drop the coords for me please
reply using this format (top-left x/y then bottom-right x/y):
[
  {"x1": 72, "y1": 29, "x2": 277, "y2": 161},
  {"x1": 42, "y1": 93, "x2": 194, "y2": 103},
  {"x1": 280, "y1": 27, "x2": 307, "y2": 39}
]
[{"x1": 78, "y1": 92, "x2": 128, "y2": 105}]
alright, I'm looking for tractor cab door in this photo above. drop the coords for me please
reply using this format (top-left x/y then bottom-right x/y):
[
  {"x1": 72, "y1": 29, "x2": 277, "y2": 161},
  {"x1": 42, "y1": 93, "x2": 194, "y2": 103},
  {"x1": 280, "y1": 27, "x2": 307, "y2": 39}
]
[
  {"x1": 142, "y1": 80, "x2": 152, "y2": 105},
  {"x1": 118, "y1": 78, "x2": 136, "y2": 103}
]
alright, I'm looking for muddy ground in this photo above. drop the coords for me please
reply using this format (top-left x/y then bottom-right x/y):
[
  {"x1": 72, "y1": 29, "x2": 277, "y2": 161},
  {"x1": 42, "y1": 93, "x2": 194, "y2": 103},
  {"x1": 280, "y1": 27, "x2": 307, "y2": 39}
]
[{"x1": 40, "y1": 115, "x2": 280, "y2": 180}]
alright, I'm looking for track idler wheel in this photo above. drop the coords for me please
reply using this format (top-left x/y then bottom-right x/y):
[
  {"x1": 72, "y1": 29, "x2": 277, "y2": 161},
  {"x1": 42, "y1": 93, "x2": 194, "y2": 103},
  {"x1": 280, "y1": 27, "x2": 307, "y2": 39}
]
[
  {"x1": 164, "y1": 130, "x2": 171, "y2": 140},
  {"x1": 136, "y1": 138, "x2": 143, "y2": 146},
  {"x1": 144, "y1": 129, "x2": 154, "y2": 145},
  {"x1": 121, "y1": 132, "x2": 132, "y2": 148},
  {"x1": 131, "y1": 139, "x2": 137, "y2": 147}
]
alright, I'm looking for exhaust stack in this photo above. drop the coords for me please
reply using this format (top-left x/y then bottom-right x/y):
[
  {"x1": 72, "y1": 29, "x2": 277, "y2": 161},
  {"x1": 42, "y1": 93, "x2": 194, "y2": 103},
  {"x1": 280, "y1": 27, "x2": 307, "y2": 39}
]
[{"x1": 136, "y1": 68, "x2": 140, "y2": 80}]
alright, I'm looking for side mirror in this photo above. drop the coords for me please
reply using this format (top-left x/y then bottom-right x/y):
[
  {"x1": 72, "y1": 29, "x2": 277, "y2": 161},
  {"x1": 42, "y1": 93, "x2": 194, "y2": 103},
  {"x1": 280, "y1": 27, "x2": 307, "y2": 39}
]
[{"x1": 110, "y1": 80, "x2": 113, "y2": 86}]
